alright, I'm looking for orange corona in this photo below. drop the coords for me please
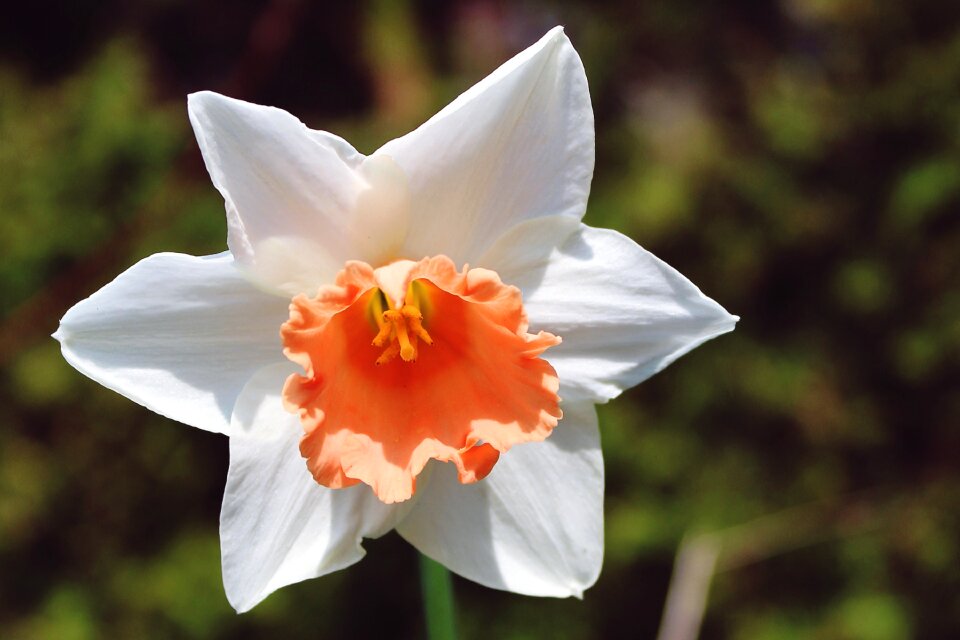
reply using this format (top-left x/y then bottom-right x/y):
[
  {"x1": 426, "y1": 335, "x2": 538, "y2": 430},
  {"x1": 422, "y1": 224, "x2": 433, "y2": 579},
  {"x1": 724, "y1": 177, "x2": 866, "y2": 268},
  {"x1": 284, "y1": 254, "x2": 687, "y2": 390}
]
[{"x1": 280, "y1": 255, "x2": 562, "y2": 504}]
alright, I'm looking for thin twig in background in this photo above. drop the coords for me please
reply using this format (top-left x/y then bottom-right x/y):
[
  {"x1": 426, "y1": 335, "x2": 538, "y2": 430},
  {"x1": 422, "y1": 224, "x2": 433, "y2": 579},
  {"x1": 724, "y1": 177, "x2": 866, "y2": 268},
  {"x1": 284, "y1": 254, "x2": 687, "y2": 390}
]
[
  {"x1": 656, "y1": 492, "x2": 885, "y2": 640},
  {"x1": 656, "y1": 533, "x2": 720, "y2": 640}
]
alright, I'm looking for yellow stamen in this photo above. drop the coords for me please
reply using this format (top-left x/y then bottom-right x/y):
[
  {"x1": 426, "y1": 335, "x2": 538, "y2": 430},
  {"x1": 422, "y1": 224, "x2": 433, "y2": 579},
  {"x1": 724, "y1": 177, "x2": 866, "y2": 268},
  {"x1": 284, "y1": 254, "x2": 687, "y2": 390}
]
[
  {"x1": 385, "y1": 309, "x2": 416, "y2": 361},
  {"x1": 370, "y1": 281, "x2": 435, "y2": 364},
  {"x1": 375, "y1": 341, "x2": 401, "y2": 365},
  {"x1": 402, "y1": 305, "x2": 433, "y2": 345},
  {"x1": 371, "y1": 320, "x2": 394, "y2": 347}
]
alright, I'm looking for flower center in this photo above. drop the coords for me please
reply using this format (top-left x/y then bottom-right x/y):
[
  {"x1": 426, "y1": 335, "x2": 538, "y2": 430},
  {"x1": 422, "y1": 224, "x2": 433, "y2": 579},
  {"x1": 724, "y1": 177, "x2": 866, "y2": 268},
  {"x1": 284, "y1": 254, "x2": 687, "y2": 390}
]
[
  {"x1": 370, "y1": 283, "x2": 434, "y2": 365},
  {"x1": 280, "y1": 255, "x2": 563, "y2": 503}
]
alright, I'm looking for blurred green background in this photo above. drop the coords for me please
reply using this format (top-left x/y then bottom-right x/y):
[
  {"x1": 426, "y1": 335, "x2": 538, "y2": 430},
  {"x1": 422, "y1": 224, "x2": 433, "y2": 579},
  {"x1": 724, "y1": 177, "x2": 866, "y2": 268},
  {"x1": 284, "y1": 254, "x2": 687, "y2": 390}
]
[{"x1": 1, "y1": 0, "x2": 959, "y2": 638}]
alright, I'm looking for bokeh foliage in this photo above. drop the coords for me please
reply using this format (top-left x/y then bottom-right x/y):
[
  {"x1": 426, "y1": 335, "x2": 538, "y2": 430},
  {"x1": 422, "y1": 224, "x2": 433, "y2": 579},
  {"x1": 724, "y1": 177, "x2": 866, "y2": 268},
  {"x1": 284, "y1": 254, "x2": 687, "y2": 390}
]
[{"x1": 1, "y1": 1, "x2": 958, "y2": 638}]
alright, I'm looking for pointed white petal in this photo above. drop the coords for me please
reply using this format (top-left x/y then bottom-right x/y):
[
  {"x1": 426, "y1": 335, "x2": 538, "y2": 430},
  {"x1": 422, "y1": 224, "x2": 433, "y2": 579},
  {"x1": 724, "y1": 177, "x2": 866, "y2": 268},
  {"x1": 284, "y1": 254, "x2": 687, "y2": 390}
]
[
  {"x1": 221, "y1": 363, "x2": 406, "y2": 612},
  {"x1": 477, "y1": 214, "x2": 581, "y2": 278},
  {"x1": 378, "y1": 26, "x2": 594, "y2": 264},
  {"x1": 55, "y1": 252, "x2": 288, "y2": 434},
  {"x1": 506, "y1": 225, "x2": 738, "y2": 403},
  {"x1": 187, "y1": 92, "x2": 368, "y2": 293},
  {"x1": 398, "y1": 402, "x2": 603, "y2": 597}
]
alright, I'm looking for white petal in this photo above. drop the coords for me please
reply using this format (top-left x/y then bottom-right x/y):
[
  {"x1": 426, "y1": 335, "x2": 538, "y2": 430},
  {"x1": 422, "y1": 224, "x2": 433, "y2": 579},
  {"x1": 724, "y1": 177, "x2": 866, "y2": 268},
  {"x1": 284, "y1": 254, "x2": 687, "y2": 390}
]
[
  {"x1": 378, "y1": 26, "x2": 594, "y2": 265},
  {"x1": 187, "y1": 92, "x2": 368, "y2": 293},
  {"x1": 55, "y1": 252, "x2": 288, "y2": 434},
  {"x1": 309, "y1": 129, "x2": 365, "y2": 169},
  {"x1": 397, "y1": 401, "x2": 603, "y2": 597},
  {"x1": 350, "y1": 155, "x2": 412, "y2": 266},
  {"x1": 221, "y1": 363, "x2": 407, "y2": 612},
  {"x1": 477, "y1": 214, "x2": 581, "y2": 279},
  {"x1": 507, "y1": 225, "x2": 738, "y2": 403}
]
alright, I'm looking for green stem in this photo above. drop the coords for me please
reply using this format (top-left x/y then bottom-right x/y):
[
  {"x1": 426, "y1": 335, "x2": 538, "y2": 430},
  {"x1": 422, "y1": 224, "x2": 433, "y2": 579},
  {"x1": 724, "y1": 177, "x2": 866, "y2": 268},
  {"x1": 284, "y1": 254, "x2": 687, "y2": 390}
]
[{"x1": 419, "y1": 553, "x2": 457, "y2": 640}]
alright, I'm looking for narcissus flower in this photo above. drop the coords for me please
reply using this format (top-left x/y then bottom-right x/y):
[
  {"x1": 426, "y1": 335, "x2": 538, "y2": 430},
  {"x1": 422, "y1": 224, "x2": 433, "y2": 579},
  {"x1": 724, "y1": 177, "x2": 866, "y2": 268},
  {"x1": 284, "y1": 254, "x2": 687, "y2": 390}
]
[{"x1": 55, "y1": 27, "x2": 736, "y2": 611}]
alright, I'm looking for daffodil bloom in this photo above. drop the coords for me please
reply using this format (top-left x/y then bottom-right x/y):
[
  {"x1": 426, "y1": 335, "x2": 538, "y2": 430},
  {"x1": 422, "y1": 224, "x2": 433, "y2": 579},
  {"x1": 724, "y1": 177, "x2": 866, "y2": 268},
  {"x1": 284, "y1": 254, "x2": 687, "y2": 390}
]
[{"x1": 55, "y1": 27, "x2": 736, "y2": 612}]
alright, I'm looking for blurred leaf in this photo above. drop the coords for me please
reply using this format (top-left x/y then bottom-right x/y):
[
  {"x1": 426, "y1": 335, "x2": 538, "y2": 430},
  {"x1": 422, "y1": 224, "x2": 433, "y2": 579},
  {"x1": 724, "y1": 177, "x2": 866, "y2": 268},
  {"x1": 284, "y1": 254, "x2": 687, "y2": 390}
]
[{"x1": 888, "y1": 158, "x2": 960, "y2": 229}]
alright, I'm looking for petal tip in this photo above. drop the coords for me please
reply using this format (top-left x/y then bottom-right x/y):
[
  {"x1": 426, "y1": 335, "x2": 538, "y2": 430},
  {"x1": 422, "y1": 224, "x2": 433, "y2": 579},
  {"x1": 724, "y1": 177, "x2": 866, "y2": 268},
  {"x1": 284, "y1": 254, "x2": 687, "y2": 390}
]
[
  {"x1": 186, "y1": 90, "x2": 219, "y2": 115},
  {"x1": 535, "y1": 25, "x2": 574, "y2": 57},
  {"x1": 187, "y1": 89, "x2": 224, "y2": 106},
  {"x1": 718, "y1": 312, "x2": 740, "y2": 332}
]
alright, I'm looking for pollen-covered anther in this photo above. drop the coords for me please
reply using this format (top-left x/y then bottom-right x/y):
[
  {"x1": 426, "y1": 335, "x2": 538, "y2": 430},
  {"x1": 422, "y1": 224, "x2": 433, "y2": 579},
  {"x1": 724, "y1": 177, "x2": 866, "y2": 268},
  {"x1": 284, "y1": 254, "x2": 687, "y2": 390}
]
[{"x1": 374, "y1": 303, "x2": 434, "y2": 365}]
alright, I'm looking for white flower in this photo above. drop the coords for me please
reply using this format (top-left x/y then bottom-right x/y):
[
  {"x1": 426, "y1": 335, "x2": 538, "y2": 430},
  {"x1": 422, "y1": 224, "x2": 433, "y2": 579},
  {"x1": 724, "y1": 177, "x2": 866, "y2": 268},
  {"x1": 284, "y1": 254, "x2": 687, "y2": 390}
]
[{"x1": 54, "y1": 27, "x2": 737, "y2": 612}]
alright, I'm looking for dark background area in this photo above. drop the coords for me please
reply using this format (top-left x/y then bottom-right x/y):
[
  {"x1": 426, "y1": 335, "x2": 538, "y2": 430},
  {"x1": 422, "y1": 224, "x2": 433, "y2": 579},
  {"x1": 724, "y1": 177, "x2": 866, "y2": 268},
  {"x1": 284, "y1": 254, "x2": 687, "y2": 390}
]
[{"x1": 1, "y1": 1, "x2": 958, "y2": 638}]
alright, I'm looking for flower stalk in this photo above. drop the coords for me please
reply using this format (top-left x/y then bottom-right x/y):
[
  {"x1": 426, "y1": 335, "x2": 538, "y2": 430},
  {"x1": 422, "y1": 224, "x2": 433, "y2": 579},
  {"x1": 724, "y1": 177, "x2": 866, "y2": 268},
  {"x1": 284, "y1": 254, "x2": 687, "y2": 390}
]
[{"x1": 420, "y1": 553, "x2": 457, "y2": 640}]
